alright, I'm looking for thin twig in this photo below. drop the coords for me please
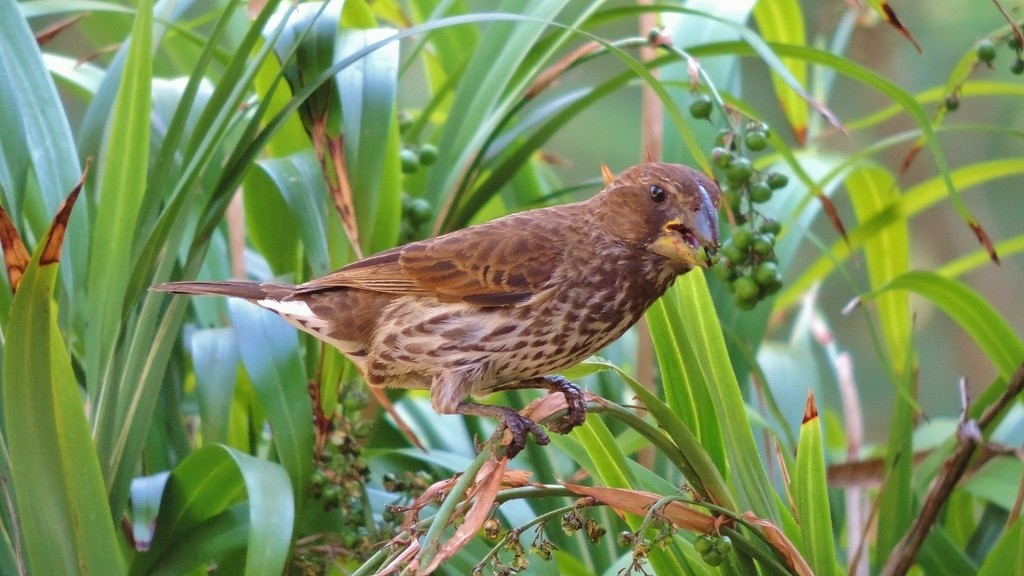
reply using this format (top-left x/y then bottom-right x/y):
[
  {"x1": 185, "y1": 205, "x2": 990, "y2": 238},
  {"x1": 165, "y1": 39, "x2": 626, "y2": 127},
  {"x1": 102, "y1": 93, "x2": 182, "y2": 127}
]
[{"x1": 880, "y1": 362, "x2": 1024, "y2": 576}]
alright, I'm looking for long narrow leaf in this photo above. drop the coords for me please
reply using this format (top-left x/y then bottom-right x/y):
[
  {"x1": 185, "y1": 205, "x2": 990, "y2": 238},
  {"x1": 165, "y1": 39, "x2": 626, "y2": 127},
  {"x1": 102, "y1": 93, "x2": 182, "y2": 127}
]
[
  {"x1": 228, "y1": 300, "x2": 313, "y2": 510},
  {"x1": 792, "y1": 393, "x2": 839, "y2": 575},
  {"x1": 3, "y1": 185, "x2": 124, "y2": 575},
  {"x1": 84, "y1": 0, "x2": 153, "y2": 395}
]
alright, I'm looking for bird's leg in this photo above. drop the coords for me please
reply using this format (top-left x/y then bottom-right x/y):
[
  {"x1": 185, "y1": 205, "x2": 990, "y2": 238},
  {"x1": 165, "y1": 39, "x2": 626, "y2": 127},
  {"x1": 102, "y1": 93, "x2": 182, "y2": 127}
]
[
  {"x1": 454, "y1": 401, "x2": 550, "y2": 457},
  {"x1": 432, "y1": 371, "x2": 549, "y2": 457},
  {"x1": 503, "y1": 375, "x2": 587, "y2": 435}
]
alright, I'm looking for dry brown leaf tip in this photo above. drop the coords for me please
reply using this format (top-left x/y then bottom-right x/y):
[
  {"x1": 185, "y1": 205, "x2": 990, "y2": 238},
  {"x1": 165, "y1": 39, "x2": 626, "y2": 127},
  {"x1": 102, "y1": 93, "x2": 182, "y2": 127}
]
[
  {"x1": 802, "y1": 389, "x2": 819, "y2": 424},
  {"x1": 0, "y1": 204, "x2": 30, "y2": 294}
]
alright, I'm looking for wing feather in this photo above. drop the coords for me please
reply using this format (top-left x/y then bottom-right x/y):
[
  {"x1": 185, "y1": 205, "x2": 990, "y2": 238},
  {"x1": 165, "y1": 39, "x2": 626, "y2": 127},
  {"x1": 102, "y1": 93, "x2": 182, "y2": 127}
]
[{"x1": 295, "y1": 208, "x2": 575, "y2": 306}]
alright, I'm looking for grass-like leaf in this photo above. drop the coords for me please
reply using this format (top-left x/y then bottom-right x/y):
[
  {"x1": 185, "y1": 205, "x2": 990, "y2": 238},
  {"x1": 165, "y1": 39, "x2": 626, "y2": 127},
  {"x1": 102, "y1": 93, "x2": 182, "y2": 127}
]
[{"x1": 3, "y1": 180, "x2": 123, "y2": 575}]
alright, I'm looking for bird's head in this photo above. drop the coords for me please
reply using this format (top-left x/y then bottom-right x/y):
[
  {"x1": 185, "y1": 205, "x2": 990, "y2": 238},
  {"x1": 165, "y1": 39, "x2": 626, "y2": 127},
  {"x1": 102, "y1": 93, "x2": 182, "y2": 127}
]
[{"x1": 593, "y1": 162, "x2": 721, "y2": 270}]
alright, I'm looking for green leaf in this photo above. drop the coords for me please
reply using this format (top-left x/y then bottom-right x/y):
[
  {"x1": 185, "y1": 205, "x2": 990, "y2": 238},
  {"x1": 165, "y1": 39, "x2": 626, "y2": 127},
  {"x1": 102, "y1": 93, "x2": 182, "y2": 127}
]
[
  {"x1": 778, "y1": 157, "x2": 1024, "y2": 312},
  {"x1": 425, "y1": 0, "x2": 572, "y2": 215},
  {"x1": 84, "y1": 0, "x2": 153, "y2": 394},
  {"x1": 129, "y1": 471, "x2": 169, "y2": 551},
  {"x1": 654, "y1": 271, "x2": 781, "y2": 523},
  {"x1": 752, "y1": 0, "x2": 809, "y2": 141},
  {"x1": 792, "y1": 394, "x2": 839, "y2": 576},
  {"x1": 191, "y1": 328, "x2": 240, "y2": 447},
  {"x1": 560, "y1": 417, "x2": 694, "y2": 576},
  {"x1": 875, "y1": 332, "x2": 916, "y2": 567},
  {"x1": 3, "y1": 191, "x2": 124, "y2": 575},
  {"x1": 251, "y1": 152, "x2": 330, "y2": 276},
  {"x1": 647, "y1": 288, "x2": 727, "y2": 474},
  {"x1": 335, "y1": 28, "x2": 402, "y2": 254},
  {"x1": 0, "y1": 0, "x2": 89, "y2": 319},
  {"x1": 872, "y1": 272, "x2": 1024, "y2": 379},
  {"x1": 228, "y1": 300, "x2": 313, "y2": 510},
  {"x1": 690, "y1": 39, "x2": 984, "y2": 252},
  {"x1": 845, "y1": 165, "x2": 911, "y2": 374},
  {"x1": 130, "y1": 445, "x2": 293, "y2": 576},
  {"x1": 977, "y1": 515, "x2": 1024, "y2": 576}
]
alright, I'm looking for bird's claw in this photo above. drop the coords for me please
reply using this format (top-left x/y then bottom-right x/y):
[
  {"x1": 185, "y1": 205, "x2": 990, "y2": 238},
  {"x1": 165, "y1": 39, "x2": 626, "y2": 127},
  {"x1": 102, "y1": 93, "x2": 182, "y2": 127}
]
[
  {"x1": 497, "y1": 412, "x2": 549, "y2": 458},
  {"x1": 544, "y1": 376, "x2": 587, "y2": 435}
]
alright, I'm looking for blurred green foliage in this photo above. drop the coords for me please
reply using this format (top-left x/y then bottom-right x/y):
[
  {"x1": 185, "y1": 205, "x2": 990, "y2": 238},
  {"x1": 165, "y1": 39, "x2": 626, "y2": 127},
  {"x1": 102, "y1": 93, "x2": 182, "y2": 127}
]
[{"x1": 1, "y1": 1, "x2": 1022, "y2": 575}]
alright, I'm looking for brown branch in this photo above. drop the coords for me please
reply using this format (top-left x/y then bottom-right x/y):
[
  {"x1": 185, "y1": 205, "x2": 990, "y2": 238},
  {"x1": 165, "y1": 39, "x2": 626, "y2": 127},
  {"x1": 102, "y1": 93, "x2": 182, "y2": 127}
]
[{"x1": 880, "y1": 362, "x2": 1024, "y2": 576}]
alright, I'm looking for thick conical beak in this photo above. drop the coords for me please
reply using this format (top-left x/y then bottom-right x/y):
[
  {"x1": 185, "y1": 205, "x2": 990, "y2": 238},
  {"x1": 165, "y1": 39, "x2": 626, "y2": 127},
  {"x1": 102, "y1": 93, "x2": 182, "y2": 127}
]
[{"x1": 645, "y1": 188, "x2": 720, "y2": 268}]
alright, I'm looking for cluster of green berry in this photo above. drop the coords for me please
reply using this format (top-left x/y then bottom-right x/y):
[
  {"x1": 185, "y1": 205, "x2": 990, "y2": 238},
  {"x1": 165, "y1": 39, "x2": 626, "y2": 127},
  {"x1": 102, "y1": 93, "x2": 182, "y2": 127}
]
[
  {"x1": 400, "y1": 143, "x2": 438, "y2": 174},
  {"x1": 293, "y1": 389, "x2": 392, "y2": 570},
  {"x1": 693, "y1": 533, "x2": 733, "y2": 567},
  {"x1": 399, "y1": 192, "x2": 434, "y2": 242},
  {"x1": 690, "y1": 94, "x2": 786, "y2": 309},
  {"x1": 714, "y1": 219, "x2": 783, "y2": 310},
  {"x1": 309, "y1": 388, "x2": 372, "y2": 513},
  {"x1": 398, "y1": 111, "x2": 439, "y2": 174},
  {"x1": 975, "y1": 32, "x2": 1024, "y2": 76}
]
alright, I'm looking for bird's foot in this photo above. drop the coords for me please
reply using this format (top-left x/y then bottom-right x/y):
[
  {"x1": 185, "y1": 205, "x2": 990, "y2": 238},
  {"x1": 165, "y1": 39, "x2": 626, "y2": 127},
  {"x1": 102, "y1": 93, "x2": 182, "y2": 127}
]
[
  {"x1": 497, "y1": 411, "x2": 549, "y2": 458},
  {"x1": 542, "y1": 375, "x2": 588, "y2": 435}
]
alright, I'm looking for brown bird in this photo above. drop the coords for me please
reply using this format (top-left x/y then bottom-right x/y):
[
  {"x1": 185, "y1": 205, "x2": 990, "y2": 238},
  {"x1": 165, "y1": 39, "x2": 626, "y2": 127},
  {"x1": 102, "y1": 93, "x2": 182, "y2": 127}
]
[{"x1": 152, "y1": 162, "x2": 720, "y2": 457}]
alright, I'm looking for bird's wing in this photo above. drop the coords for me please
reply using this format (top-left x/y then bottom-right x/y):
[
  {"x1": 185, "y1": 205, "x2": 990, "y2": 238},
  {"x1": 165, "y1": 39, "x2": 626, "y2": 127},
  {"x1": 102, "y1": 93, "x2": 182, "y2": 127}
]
[{"x1": 295, "y1": 210, "x2": 568, "y2": 306}]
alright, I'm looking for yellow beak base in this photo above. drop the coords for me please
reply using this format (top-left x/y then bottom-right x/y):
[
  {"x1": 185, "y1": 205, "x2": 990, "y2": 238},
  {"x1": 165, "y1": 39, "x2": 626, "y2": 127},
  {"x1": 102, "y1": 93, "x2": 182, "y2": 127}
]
[{"x1": 647, "y1": 219, "x2": 705, "y2": 268}]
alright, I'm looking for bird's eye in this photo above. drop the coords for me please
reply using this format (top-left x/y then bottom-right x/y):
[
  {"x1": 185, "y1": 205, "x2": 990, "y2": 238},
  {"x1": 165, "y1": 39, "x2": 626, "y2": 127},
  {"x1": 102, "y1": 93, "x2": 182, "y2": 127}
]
[{"x1": 649, "y1": 185, "x2": 666, "y2": 204}]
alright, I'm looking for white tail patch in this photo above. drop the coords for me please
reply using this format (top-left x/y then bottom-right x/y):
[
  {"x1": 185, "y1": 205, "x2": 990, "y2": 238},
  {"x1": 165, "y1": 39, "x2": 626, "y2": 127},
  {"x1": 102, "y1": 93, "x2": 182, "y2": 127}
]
[
  {"x1": 256, "y1": 298, "x2": 326, "y2": 328},
  {"x1": 255, "y1": 297, "x2": 366, "y2": 364}
]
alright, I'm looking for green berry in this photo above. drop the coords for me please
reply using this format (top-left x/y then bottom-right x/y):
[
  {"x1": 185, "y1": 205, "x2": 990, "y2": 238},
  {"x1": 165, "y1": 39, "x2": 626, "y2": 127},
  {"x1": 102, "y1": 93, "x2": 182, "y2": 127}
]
[
  {"x1": 407, "y1": 198, "x2": 433, "y2": 226},
  {"x1": 753, "y1": 262, "x2": 780, "y2": 286},
  {"x1": 944, "y1": 95, "x2": 960, "y2": 112},
  {"x1": 725, "y1": 157, "x2": 753, "y2": 184},
  {"x1": 1010, "y1": 35, "x2": 1023, "y2": 51},
  {"x1": 731, "y1": 228, "x2": 753, "y2": 251},
  {"x1": 399, "y1": 221, "x2": 415, "y2": 241},
  {"x1": 713, "y1": 263, "x2": 737, "y2": 283},
  {"x1": 745, "y1": 130, "x2": 768, "y2": 152},
  {"x1": 616, "y1": 531, "x2": 634, "y2": 548},
  {"x1": 702, "y1": 548, "x2": 724, "y2": 566},
  {"x1": 977, "y1": 39, "x2": 997, "y2": 63},
  {"x1": 418, "y1": 144, "x2": 438, "y2": 165},
  {"x1": 733, "y1": 276, "x2": 759, "y2": 301},
  {"x1": 398, "y1": 112, "x2": 414, "y2": 134},
  {"x1": 762, "y1": 277, "x2": 783, "y2": 295},
  {"x1": 1012, "y1": 58, "x2": 1024, "y2": 75},
  {"x1": 717, "y1": 535, "x2": 733, "y2": 555},
  {"x1": 753, "y1": 234, "x2": 775, "y2": 256},
  {"x1": 400, "y1": 148, "x2": 419, "y2": 173},
  {"x1": 734, "y1": 293, "x2": 758, "y2": 310},
  {"x1": 766, "y1": 172, "x2": 789, "y2": 190},
  {"x1": 749, "y1": 181, "x2": 773, "y2": 203},
  {"x1": 721, "y1": 242, "x2": 744, "y2": 265},
  {"x1": 693, "y1": 535, "x2": 714, "y2": 554},
  {"x1": 760, "y1": 219, "x2": 782, "y2": 235},
  {"x1": 711, "y1": 147, "x2": 732, "y2": 169},
  {"x1": 689, "y1": 95, "x2": 713, "y2": 119}
]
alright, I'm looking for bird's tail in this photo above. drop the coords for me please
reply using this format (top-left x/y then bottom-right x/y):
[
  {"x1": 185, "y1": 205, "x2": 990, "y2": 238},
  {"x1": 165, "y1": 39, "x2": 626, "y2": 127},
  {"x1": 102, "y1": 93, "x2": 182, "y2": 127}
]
[{"x1": 150, "y1": 280, "x2": 290, "y2": 301}]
